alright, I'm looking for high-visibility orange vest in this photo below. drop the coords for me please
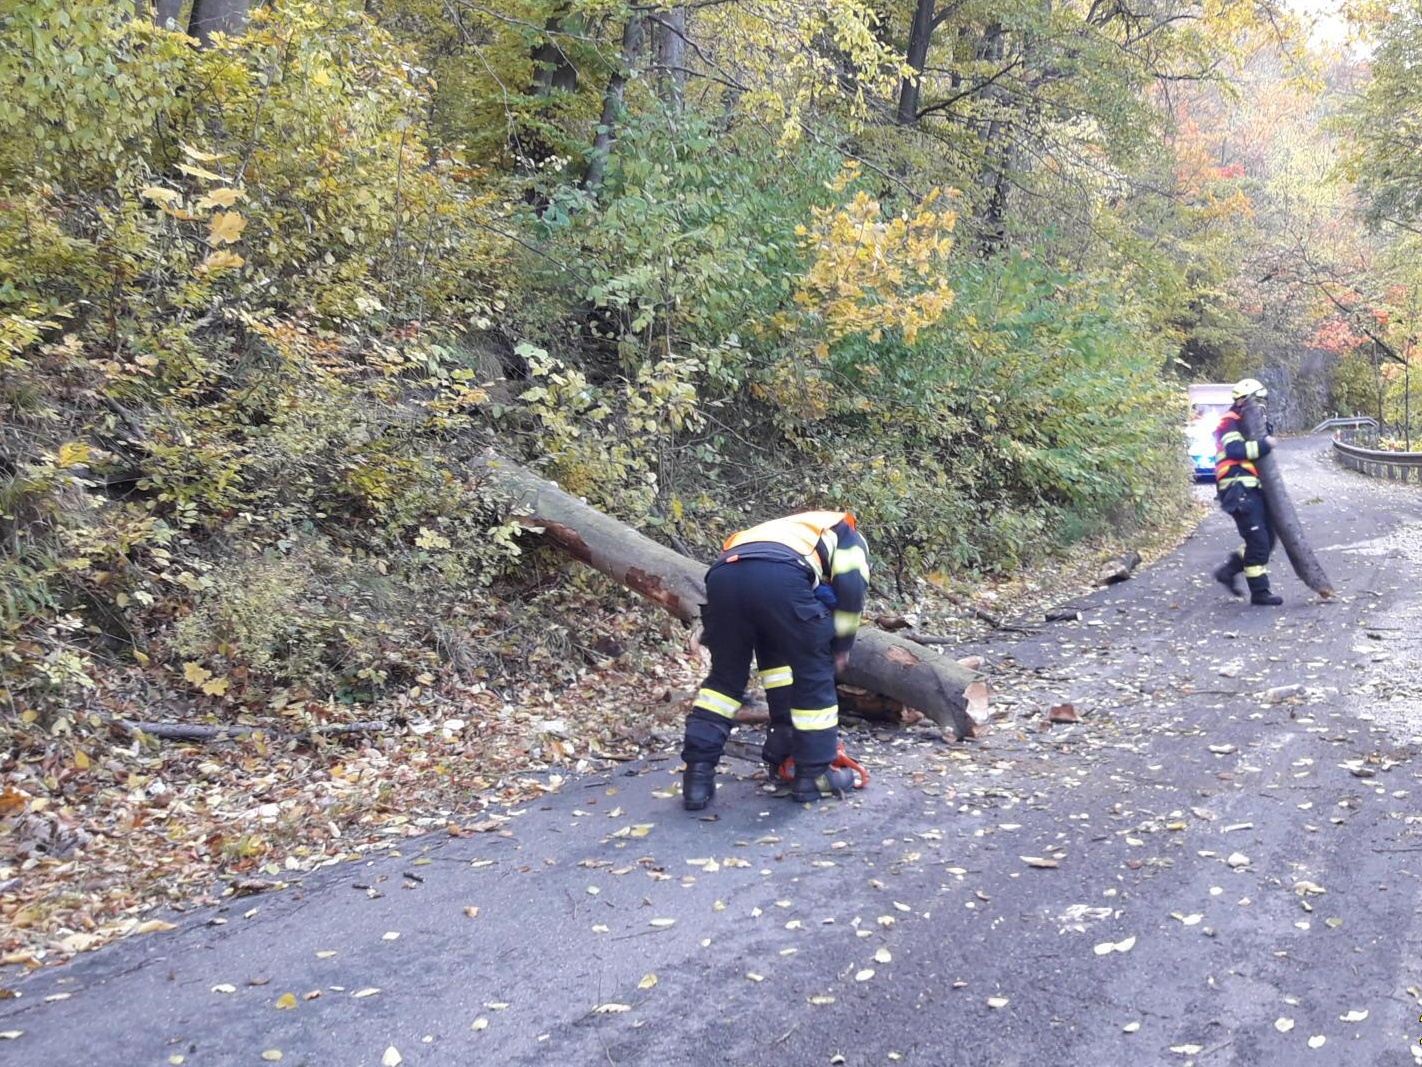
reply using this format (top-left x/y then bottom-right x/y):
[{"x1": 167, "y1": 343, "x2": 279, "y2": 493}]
[
  {"x1": 723, "y1": 511, "x2": 856, "y2": 579},
  {"x1": 1214, "y1": 409, "x2": 1260, "y2": 484}
]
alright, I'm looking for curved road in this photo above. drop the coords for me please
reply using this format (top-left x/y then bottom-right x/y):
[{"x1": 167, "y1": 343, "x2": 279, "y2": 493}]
[{"x1": 4, "y1": 436, "x2": 1422, "y2": 1067}]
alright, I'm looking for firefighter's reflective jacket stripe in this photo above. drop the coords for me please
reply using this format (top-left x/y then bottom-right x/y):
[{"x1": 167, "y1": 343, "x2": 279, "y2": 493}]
[{"x1": 1214, "y1": 409, "x2": 1268, "y2": 487}]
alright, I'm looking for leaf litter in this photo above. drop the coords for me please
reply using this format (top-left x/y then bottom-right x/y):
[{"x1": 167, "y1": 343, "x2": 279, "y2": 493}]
[{"x1": 0, "y1": 597, "x2": 695, "y2": 966}]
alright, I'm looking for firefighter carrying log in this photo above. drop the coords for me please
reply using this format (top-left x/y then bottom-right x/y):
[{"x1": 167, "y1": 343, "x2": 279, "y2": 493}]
[
  {"x1": 1212, "y1": 378, "x2": 1284, "y2": 606},
  {"x1": 680, "y1": 511, "x2": 870, "y2": 809}
]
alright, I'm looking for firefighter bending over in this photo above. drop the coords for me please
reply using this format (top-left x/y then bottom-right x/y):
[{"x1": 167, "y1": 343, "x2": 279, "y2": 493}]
[{"x1": 681, "y1": 511, "x2": 870, "y2": 809}]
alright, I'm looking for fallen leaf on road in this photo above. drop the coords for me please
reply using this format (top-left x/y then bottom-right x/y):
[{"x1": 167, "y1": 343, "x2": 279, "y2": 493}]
[
  {"x1": 594, "y1": 1003, "x2": 631, "y2": 1013},
  {"x1": 986, "y1": 997, "x2": 1009, "y2": 1009},
  {"x1": 211, "y1": 984, "x2": 237, "y2": 994},
  {"x1": 261, "y1": 1053, "x2": 282, "y2": 1062},
  {"x1": 638, "y1": 974, "x2": 658, "y2": 990},
  {"x1": 1169, "y1": 1044, "x2": 1203, "y2": 1055},
  {"x1": 855, "y1": 969, "x2": 875, "y2": 982},
  {"x1": 352, "y1": 988, "x2": 381, "y2": 998},
  {"x1": 471, "y1": 1018, "x2": 488, "y2": 1032},
  {"x1": 1340, "y1": 1009, "x2": 1368, "y2": 1022},
  {"x1": 1122, "y1": 1021, "x2": 1140, "y2": 1033},
  {"x1": 1093, "y1": 936, "x2": 1137, "y2": 955},
  {"x1": 1275, "y1": 1018, "x2": 1294, "y2": 1032},
  {"x1": 382, "y1": 1047, "x2": 402, "y2": 1066},
  {"x1": 648, "y1": 918, "x2": 676, "y2": 928},
  {"x1": 1307, "y1": 1035, "x2": 1326, "y2": 1048},
  {"x1": 274, "y1": 993, "x2": 297, "y2": 1010}
]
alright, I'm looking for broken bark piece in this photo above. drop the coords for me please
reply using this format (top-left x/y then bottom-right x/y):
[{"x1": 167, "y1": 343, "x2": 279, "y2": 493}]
[
  {"x1": 874, "y1": 613, "x2": 917, "y2": 631},
  {"x1": 1096, "y1": 551, "x2": 1141, "y2": 585},
  {"x1": 1044, "y1": 609, "x2": 1081, "y2": 622},
  {"x1": 112, "y1": 720, "x2": 386, "y2": 743},
  {"x1": 1048, "y1": 703, "x2": 1079, "y2": 724}
]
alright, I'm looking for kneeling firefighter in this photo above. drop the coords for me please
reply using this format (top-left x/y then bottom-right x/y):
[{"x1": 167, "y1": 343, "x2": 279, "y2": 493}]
[
  {"x1": 680, "y1": 511, "x2": 870, "y2": 809},
  {"x1": 1212, "y1": 377, "x2": 1283, "y2": 606}
]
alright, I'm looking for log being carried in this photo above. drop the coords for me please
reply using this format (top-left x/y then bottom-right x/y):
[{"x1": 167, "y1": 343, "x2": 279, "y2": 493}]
[
  {"x1": 1210, "y1": 380, "x2": 1334, "y2": 602},
  {"x1": 476, "y1": 453, "x2": 984, "y2": 741}
]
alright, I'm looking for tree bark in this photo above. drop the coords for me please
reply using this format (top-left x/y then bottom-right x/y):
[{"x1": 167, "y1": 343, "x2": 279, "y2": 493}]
[
  {"x1": 584, "y1": 15, "x2": 646, "y2": 193},
  {"x1": 113, "y1": 720, "x2": 387, "y2": 742},
  {"x1": 1238, "y1": 398, "x2": 1335, "y2": 597},
  {"x1": 530, "y1": 10, "x2": 579, "y2": 97},
  {"x1": 188, "y1": 0, "x2": 249, "y2": 46},
  {"x1": 476, "y1": 453, "x2": 986, "y2": 738},
  {"x1": 652, "y1": 7, "x2": 687, "y2": 110},
  {"x1": 896, "y1": 0, "x2": 937, "y2": 125},
  {"x1": 153, "y1": 0, "x2": 185, "y2": 30}
]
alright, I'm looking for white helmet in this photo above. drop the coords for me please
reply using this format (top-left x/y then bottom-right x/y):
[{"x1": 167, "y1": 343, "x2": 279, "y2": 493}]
[{"x1": 1232, "y1": 378, "x2": 1267, "y2": 401}]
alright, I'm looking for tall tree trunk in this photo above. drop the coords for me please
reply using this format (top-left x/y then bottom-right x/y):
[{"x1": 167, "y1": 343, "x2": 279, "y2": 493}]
[
  {"x1": 652, "y1": 7, "x2": 688, "y2": 109},
  {"x1": 475, "y1": 453, "x2": 987, "y2": 739},
  {"x1": 153, "y1": 0, "x2": 185, "y2": 29},
  {"x1": 188, "y1": 0, "x2": 249, "y2": 46},
  {"x1": 896, "y1": 0, "x2": 937, "y2": 125},
  {"x1": 583, "y1": 15, "x2": 646, "y2": 193},
  {"x1": 976, "y1": 21, "x2": 1012, "y2": 254},
  {"x1": 530, "y1": 9, "x2": 579, "y2": 97},
  {"x1": 1238, "y1": 398, "x2": 1335, "y2": 597}
]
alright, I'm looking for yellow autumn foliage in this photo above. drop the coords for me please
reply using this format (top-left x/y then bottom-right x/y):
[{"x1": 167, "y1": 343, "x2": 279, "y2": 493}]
[{"x1": 790, "y1": 170, "x2": 958, "y2": 347}]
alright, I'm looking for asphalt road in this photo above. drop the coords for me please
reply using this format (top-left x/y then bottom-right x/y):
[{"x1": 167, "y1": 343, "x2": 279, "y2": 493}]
[{"x1": 4, "y1": 436, "x2": 1422, "y2": 1067}]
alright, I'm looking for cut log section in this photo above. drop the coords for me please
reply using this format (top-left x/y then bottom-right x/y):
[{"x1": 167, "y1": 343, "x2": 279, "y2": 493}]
[
  {"x1": 477, "y1": 452, "x2": 986, "y2": 738},
  {"x1": 1238, "y1": 399, "x2": 1335, "y2": 597}
]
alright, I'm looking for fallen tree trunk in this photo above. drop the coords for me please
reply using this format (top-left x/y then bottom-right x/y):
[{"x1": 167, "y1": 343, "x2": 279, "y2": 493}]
[
  {"x1": 1239, "y1": 399, "x2": 1334, "y2": 597},
  {"x1": 477, "y1": 453, "x2": 985, "y2": 738}
]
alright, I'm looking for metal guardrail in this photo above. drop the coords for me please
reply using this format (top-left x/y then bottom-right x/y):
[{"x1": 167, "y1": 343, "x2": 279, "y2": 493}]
[
  {"x1": 1312, "y1": 416, "x2": 1379, "y2": 435},
  {"x1": 1332, "y1": 438, "x2": 1422, "y2": 483}
]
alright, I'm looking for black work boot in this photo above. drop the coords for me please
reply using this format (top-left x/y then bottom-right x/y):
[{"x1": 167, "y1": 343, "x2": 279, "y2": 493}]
[
  {"x1": 682, "y1": 762, "x2": 717, "y2": 811},
  {"x1": 1246, "y1": 574, "x2": 1282, "y2": 606},
  {"x1": 790, "y1": 766, "x2": 855, "y2": 803},
  {"x1": 1212, "y1": 560, "x2": 1243, "y2": 598}
]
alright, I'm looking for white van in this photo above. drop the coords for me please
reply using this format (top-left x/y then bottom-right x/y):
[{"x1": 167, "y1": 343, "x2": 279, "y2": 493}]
[{"x1": 1187, "y1": 383, "x2": 1234, "y2": 480}]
